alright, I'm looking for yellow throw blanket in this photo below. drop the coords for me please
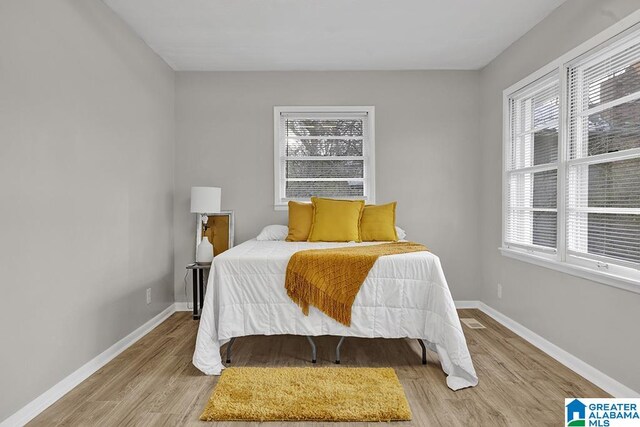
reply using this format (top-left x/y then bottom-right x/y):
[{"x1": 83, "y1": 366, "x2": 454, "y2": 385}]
[{"x1": 285, "y1": 242, "x2": 428, "y2": 326}]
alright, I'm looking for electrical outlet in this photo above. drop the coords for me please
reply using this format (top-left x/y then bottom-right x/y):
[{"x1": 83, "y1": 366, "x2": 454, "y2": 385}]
[
  {"x1": 146, "y1": 288, "x2": 151, "y2": 305},
  {"x1": 497, "y1": 283, "x2": 502, "y2": 299}
]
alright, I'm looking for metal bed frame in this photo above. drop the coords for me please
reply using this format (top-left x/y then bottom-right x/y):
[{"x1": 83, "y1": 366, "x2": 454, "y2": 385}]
[
  {"x1": 224, "y1": 336, "x2": 427, "y2": 365},
  {"x1": 334, "y1": 337, "x2": 428, "y2": 364},
  {"x1": 225, "y1": 336, "x2": 317, "y2": 364}
]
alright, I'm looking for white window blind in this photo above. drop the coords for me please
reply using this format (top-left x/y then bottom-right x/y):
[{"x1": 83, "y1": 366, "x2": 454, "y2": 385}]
[
  {"x1": 567, "y1": 33, "x2": 640, "y2": 268},
  {"x1": 503, "y1": 23, "x2": 640, "y2": 289},
  {"x1": 505, "y1": 75, "x2": 560, "y2": 253},
  {"x1": 274, "y1": 107, "x2": 375, "y2": 207}
]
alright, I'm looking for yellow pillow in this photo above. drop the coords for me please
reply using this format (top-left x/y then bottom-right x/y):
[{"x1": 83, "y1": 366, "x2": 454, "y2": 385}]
[
  {"x1": 286, "y1": 201, "x2": 313, "y2": 242},
  {"x1": 308, "y1": 197, "x2": 365, "y2": 242},
  {"x1": 360, "y1": 202, "x2": 399, "y2": 241}
]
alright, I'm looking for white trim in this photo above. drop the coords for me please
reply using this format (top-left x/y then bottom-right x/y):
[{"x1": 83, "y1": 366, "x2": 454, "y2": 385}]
[
  {"x1": 454, "y1": 300, "x2": 481, "y2": 309},
  {"x1": 4, "y1": 299, "x2": 638, "y2": 425},
  {"x1": 567, "y1": 146, "x2": 640, "y2": 166},
  {"x1": 274, "y1": 106, "x2": 375, "y2": 114},
  {"x1": 273, "y1": 106, "x2": 282, "y2": 210},
  {"x1": 0, "y1": 304, "x2": 177, "y2": 427},
  {"x1": 566, "y1": 206, "x2": 640, "y2": 215},
  {"x1": 457, "y1": 300, "x2": 639, "y2": 397},
  {"x1": 503, "y1": 241, "x2": 558, "y2": 255},
  {"x1": 477, "y1": 302, "x2": 640, "y2": 398},
  {"x1": 501, "y1": 94, "x2": 509, "y2": 249},
  {"x1": 508, "y1": 207, "x2": 557, "y2": 213},
  {"x1": 500, "y1": 247, "x2": 640, "y2": 294},
  {"x1": 174, "y1": 302, "x2": 191, "y2": 311},
  {"x1": 514, "y1": 121, "x2": 559, "y2": 138},
  {"x1": 506, "y1": 162, "x2": 558, "y2": 174},
  {"x1": 558, "y1": 49, "x2": 569, "y2": 266},
  {"x1": 366, "y1": 107, "x2": 376, "y2": 205},
  {"x1": 579, "y1": 89, "x2": 640, "y2": 116},
  {"x1": 566, "y1": 250, "x2": 640, "y2": 273},
  {"x1": 285, "y1": 177, "x2": 365, "y2": 182}
]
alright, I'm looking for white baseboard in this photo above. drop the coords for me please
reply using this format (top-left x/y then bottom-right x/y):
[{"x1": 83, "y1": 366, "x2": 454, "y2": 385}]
[
  {"x1": 4, "y1": 299, "x2": 638, "y2": 426},
  {"x1": 454, "y1": 300, "x2": 481, "y2": 309},
  {"x1": 174, "y1": 302, "x2": 192, "y2": 312},
  {"x1": 476, "y1": 302, "x2": 639, "y2": 398},
  {"x1": 0, "y1": 304, "x2": 177, "y2": 427}
]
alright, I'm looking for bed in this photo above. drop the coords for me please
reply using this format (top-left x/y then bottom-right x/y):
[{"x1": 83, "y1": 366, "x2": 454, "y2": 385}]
[{"x1": 192, "y1": 239, "x2": 478, "y2": 391}]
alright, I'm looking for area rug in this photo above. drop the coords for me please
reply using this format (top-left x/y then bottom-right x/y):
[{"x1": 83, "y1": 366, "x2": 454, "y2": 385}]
[{"x1": 200, "y1": 367, "x2": 412, "y2": 422}]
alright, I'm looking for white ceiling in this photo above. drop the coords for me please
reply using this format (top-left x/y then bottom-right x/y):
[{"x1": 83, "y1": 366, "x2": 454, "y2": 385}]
[{"x1": 103, "y1": 0, "x2": 566, "y2": 71}]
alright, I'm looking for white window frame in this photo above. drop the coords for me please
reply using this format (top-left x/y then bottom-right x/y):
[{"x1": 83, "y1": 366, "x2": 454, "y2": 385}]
[
  {"x1": 504, "y1": 73, "x2": 560, "y2": 256},
  {"x1": 501, "y1": 11, "x2": 640, "y2": 294},
  {"x1": 273, "y1": 106, "x2": 375, "y2": 210}
]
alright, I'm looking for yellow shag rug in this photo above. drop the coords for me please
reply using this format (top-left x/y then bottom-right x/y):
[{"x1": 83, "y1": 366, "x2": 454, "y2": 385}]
[{"x1": 200, "y1": 367, "x2": 412, "y2": 422}]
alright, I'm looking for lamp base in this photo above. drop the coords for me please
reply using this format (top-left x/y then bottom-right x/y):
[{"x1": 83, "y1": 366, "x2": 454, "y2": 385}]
[{"x1": 196, "y1": 237, "x2": 214, "y2": 264}]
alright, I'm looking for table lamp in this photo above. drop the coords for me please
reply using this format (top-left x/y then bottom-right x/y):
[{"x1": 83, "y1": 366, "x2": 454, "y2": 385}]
[{"x1": 190, "y1": 186, "x2": 221, "y2": 264}]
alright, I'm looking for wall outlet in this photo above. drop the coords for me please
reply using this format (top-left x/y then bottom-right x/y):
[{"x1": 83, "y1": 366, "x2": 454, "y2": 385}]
[
  {"x1": 146, "y1": 288, "x2": 151, "y2": 305},
  {"x1": 497, "y1": 283, "x2": 502, "y2": 299}
]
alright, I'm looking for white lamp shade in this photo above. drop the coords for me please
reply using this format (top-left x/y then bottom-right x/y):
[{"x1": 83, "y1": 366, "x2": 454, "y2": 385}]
[{"x1": 190, "y1": 187, "x2": 221, "y2": 213}]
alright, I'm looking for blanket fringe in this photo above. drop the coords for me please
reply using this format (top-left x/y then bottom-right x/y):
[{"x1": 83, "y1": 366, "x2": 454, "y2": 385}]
[
  {"x1": 286, "y1": 271, "x2": 352, "y2": 326},
  {"x1": 285, "y1": 242, "x2": 429, "y2": 326}
]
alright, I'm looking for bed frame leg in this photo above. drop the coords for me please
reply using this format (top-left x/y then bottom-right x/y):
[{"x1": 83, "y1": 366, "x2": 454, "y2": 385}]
[
  {"x1": 335, "y1": 336, "x2": 346, "y2": 364},
  {"x1": 306, "y1": 336, "x2": 317, "y2": 363},
  {"x1": 225, "y1": 337, "x2": 236, "y2": 364},
  {"x1": 417, "y1": 339, "x2": 427, "y2": 365}
]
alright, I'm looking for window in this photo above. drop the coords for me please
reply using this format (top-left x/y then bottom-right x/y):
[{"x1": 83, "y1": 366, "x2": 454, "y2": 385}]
[
  {"x1": 505, "y1": 74, "x2": 560, "y2": 253},
  {"x1": 567, "y1": 39, "x2": 640, "y2": 271},
  {"x1": 274, "y1": 106, "x2": 375, "y2": 208},
  {"x1": 503, "y1": 25, "x2": 640, "y2": 290}
]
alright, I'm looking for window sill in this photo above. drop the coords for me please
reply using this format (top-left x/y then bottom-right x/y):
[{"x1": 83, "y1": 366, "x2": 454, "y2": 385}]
[{"x1": 499, "y1": 247, "x2": 640, "y2": 295}]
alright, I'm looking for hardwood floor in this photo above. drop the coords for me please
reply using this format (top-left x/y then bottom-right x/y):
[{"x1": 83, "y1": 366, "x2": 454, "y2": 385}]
[{"x1": 28, "y1": 309, "x2": 608, "y2": 426}]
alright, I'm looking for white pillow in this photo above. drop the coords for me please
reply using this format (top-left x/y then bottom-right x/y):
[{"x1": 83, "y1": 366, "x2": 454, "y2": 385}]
[
  {"x1": 395, "y1": 226, "x2": 407, "y2": 240},
  {"x1": 256, "y1": 225, "x2": 288, "y2": 241}
]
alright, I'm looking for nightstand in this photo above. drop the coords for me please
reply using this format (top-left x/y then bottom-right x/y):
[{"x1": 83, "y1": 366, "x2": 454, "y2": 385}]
[{"x1": 186, "y1": 263, "x2": 211, "y2": 320}]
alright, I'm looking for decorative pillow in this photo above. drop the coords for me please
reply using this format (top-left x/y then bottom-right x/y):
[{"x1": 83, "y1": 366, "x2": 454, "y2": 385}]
[
  {"x1": 308, "y1": 197, "x2": 365, "y2": 242},
  {"x1": 286, "y1": 201, "x2": 314, "y2": 241},
  {"x1": 257, "y1": 225, "x2": 288, "y2": 241},
  {"x1": 395, "y1": 226, "x2": 407, "y2": 240},
  {"x1": 360, "y1": 202, "x2": 398, "y2": 241}
]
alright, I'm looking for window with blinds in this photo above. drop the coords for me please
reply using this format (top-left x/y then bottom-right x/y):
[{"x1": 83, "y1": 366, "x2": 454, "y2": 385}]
[
  {"x1": 567, "y1": 33, "x2": 640, "y2": 268},
  {"x1": 274, "y1": 107, "x2": 375, "y2": 207},
  {"x1": 505, "y1": 75, "x2": 560, "y2": 253},
  {"x1": 503, "y1": 24, "x2": 640, "y2": 287}
]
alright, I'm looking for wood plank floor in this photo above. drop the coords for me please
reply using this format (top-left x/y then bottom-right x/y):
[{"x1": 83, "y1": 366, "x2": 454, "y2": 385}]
[{"x1": 28, "y1": 309, "x2": 608, "y2": 426}]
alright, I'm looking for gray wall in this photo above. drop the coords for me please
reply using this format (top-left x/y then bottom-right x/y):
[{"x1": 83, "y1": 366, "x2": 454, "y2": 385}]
[
  {"x1": 479, "y1": 0, "x2": 640, "y2": 393},
  {"x1": 3, "y1": 1, "x2": 638, "y2": 421},
  {"x1": 174, "y1": 71, "x2": 482, "y2": 302},
  {"x1": 0, "y1": 0, "x2": 175, "y2": 420}
]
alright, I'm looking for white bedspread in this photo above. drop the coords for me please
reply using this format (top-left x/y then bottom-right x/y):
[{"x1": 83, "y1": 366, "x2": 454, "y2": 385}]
[{"x1": 193, "y1": 239, "x2": 478, "y2": 390}]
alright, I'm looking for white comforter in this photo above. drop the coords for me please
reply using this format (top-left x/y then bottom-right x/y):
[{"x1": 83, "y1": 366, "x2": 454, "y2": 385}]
[{"x1": 193, "y1": 239, "x2": 478, "y2": 390}]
